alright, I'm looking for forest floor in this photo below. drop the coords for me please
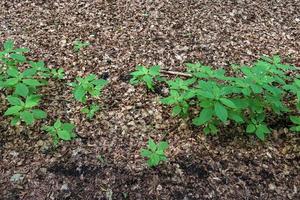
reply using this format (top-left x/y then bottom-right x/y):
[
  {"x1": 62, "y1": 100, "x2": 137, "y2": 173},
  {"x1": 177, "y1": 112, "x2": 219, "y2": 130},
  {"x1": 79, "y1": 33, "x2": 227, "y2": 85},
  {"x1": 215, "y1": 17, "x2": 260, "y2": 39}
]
[{"x1": 0, "y1": 0, "x2": 299, "y2": 199}]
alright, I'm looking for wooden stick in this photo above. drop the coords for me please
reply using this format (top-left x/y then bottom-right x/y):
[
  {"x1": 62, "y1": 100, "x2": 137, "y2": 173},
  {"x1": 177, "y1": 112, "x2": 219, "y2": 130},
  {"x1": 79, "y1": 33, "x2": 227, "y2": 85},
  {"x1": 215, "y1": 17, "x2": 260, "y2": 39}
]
[{"x1": 160, "y1": 70, "x2": 192, "y2": 77}]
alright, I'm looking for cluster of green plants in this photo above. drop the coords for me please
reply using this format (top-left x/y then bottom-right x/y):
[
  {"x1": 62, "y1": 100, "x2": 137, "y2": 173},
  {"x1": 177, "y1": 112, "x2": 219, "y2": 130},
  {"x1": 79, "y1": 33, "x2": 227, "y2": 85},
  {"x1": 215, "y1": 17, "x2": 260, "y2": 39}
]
[
  {"x1": 0, "y1": 39, "x2": 107, "y2": 146},
  {"x1": 69, "y1": 73, "x2": 107, "y2": 119},
  {"x1": 140, "y1": 139, "x2": 169, "y2": 167},
  {"x1": 131, "y1": 56, "x2": 300, "y2": 141}
]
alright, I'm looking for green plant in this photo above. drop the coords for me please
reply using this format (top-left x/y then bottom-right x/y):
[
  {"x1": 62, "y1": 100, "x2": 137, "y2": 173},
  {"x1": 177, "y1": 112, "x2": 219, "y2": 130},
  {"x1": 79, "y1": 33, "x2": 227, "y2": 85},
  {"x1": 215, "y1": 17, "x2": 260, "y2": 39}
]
[
  {"x1": 140, "y1": 139, "x2": 168, "y2": 167},
  {"x1": 289, "y1": 116, "x2": 300, "y2": 132},
  {"x1": 50, "y1": 68, "x2": 65, "y2": 79},
  {"x1": 42, "y1": 119, "x2": 76, "y2": 146},
  {"x1": 70, "y1": 74, "x2": 107, "y2": 103},
  {"x1": 130, "y1": 65, "x2": 160, "y2": 91},
  {"x1": 158, "y1": 55, "x2": 298, "y2": 140},
  {"x1": 4, "y1": 95, "x2": 47, "y2": 125},
  {"x1": 245, "y1": 114, "x2": 271, "y2": 140},
  {"x1": 0, "y1": 67, "x2": 43, "y2": 97},
  {"x1": 0, "y1": 39, "x2": 29, "y2": 75},
  {"x1": 81, "y1": 103, "x2": 100, "y2": 119},
  {"x1": 73, "y1": 40, "x2": 90, "y2": 52}
]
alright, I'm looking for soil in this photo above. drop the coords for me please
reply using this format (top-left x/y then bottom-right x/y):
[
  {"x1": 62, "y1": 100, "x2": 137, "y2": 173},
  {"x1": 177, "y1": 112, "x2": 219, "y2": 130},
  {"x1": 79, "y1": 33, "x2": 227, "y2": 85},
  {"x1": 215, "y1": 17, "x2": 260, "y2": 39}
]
[{"x1": 0, "y1": 0, "x2": 299, "y2": 200}]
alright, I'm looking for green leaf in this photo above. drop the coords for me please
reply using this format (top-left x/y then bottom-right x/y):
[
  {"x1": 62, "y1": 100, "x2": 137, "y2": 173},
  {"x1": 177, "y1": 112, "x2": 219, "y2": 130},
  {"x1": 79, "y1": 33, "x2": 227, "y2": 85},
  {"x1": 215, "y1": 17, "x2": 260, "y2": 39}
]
[
  {"x1": 246, "y1": 124, "x2": 256, "y2": 133},
  {"x1": 148, "y1": 139, "x2": 157, "y2": 152},
  {"x1": 4, "y1": 106, "x2": 23, "y2": 116},
  {"x1": 142, "y1": 75, "x2": 153, "y2": 90},
  {"x1": 54, "y1": 120, "x2": 62, "y2": 129},
  {"x1": 32, "y1": 109, "x2": 47, "y2": 119},
  {"x1": 5, "y1": 78, "x2": 19, "y2": 86},
  {"x1": 220, "y1": 98, "x2": 236, "y2": 108},
  {"x1": 214, "y1": 102, "x2": 228, "y2": 122},
  {"x1": 7, "y1": 96, "x2": 23, "y2": 106},
  {"x1": 61, "y1": 123, "x2": 75, "y2": 133},
  {"x1": 74, "y1": 86, "x2": 86, "y2": 102},
  {"x1": 149, "y1": 65, "x2": 160, "y2": 76},
  {"x1": 11, "y1": 117, "x2": 20, "y2": 126},
  {"x1": 25, "y1": 95, "x2": 40, "y2": 108},
  {"x1": 290, "y1": 126, "x2": 300, "y2": 132},
  {"x1": 4, "y1": 39, "x2": 14, "y2": 51},
  {"x1": 15, "y1": 83, "x2": 29, "y2": 97},
  {"x1": 172, "y1": 105, "x2": 181, "y2": 116},
  {"x1": 7, "y1": 68, "x2": 19, "y2": 77},
  {"x1": 22, "y1": 68, "x2": 37, "y2": 77},
  {"x1": 57, "y1": 130, "x2": 72, "y2": 140},
  {"x1": 255, "y1": 129, "x2": 266, "y2": 141},
  {"x1": 20, "y1": 111, "x2": 34, "y2": 125},
  {"x1": 140, "y1": 149, "x2": 152, "y2": 157},
  {"x1": 228, "y1": 112, "x2": 244, "y2": 123},
  {"x1": 290, "y1": 116, "x2": 300, "y2": 125},
  {"x1": 148, "y1": 154, "x2": 160, "y2": 167},
  {"x1": 157, "y1": 141, "x2": 168, "y2": 151},
  {"x1": 23, "y1": 79, "x2": 41, "y2": 86},
  {"x1": 10, "y1": 53, "x2": 26, "y2": 63},
  {"x1": 192, "y1": 108, "x2": 213, "y2": 126}
]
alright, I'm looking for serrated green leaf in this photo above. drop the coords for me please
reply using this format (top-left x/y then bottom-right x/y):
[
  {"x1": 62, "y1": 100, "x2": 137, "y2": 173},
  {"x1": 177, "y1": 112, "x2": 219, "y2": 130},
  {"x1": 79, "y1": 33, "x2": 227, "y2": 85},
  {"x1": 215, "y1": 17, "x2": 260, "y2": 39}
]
[
  {"x1": 4, "y1": 39, "x2": 14, "y2": 51},
  {"x1": 255, "y1": 129, "x2": 266, "y2": 141},
  {"x1": 5, "y1": 78, "x2": 19, "y2": 86},
  {"x1": 148, "y1": 139, "x2": 157, "y2": 152},
  {"x1": 61, "y1": 123, "x2": 75, "y2": 133},
  {"x1": 219, "y1": 98, "x2": 236, "y2": 108},
  {"x1": 290, "y1": 126, "x2": 300, "y2": 132},
  {"x1": 11, "y1": 116, "x2": 20, "y2": 126},
  {"x1": 54, "y1": 119, "x2": 62, "y2": 129},
  {"x1": 23, "y1": 79, "x2": 41, "y2": 86},
  {"x1": 172, "y1": 105, "x2": 181, "y2": 116},
  {"x1": 25, "y1": 95, "x2": 40, "y2": 108},
  {"x1": 57, "y1": 130, "x2": 71, "y2": 140},
  {"x1": 7, "y1": 68, "x2": 19, "y2": 77},
  {"x1": 148, "y1": 154, "x2": 160, "y2": 167},
  {"x1": 192, "y1": 108, "x2": 213, "y2": 126},
  {"x1": 142, "y1": 75, "x2": 153, "y2": 90},
  {"x1": 10, "y1": 53, "x2": 26, "y2": 63},
  {"x1": 149, "y1": 65, "x2": 160, "y2": 76},
  {"x1": 214, "y1": 102, "x2": 228, "y2": 122},
  {"x1": 20, "y1": 111, "x2": 34, "y2": 125},
  {"x1": 140, "y1": 149, "x2": 152, "y2": 157},
  {"x1": 32, "y1": 109, "x2": 47, "y2": 119},
  {"x1": 22, "y1": 68, "x2": 37, "y2": 77},
  {"x1": 4, "y1": 106, "x2": 23, "y2": 116},
  {"x1": 290, "y1": 116, "x2": 300, "y2": 125},
  {"x1": 7, "y1": 96, "x2": 23, "y2": 106},
  {"x1": 74, "y1": 86, "x2": 86, "y2": 102},
  {"x1": 246, "y1": 124, "x2": 256, "y2": 133},
  {"x1": 15, "y1": 83, "x2": 29, "y2": 97},
  {"x1": 157, "y1": 141, "x2": 168, "y2": 151}
]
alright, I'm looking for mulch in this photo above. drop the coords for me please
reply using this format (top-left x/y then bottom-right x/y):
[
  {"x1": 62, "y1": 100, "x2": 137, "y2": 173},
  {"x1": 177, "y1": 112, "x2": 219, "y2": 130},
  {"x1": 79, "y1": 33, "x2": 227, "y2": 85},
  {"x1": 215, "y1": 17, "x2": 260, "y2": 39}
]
[{"x1": 0, "y1": 0, "x2": 299, "y2": 199}]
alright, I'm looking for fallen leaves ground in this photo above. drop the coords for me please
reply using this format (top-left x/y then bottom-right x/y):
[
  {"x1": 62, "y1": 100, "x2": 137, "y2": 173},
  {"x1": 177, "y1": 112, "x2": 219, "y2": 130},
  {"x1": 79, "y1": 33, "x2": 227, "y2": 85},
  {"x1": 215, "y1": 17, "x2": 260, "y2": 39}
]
[{"x1": 0, "y1": 0, "x2": 299, "y2": 199}]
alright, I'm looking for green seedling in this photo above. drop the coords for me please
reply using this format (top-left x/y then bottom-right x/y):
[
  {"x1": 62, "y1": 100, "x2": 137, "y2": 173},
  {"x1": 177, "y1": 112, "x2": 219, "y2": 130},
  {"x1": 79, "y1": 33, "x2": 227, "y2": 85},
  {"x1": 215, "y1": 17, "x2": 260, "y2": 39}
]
[
  {"x1": 73, "y1": 40, "x2": 90, "y2": 52},
  {"x1": 140, "y1": 139, "x2": 168, "y2": 167},
  {"x1": 70, "y1": 74, "x2": 107, "y2": 103},
  {"x1": 42, "y1": 119, "x2": 76, "y2": 146},
  {"x1": 246, "y1": 114, "x2": 271, "y2": 140},
  {"x1": 4, "y1": 95, "x2": 47, "y2": 125},
  {"x1": 81, "y1": 103, "x2": 100, "y2": 119},
  {"x1": 130, "y1": 65, "x2": 160, "y2": 91},
  {"x1": 51, "y1": 68, "x2": 65, "y2": 79}
]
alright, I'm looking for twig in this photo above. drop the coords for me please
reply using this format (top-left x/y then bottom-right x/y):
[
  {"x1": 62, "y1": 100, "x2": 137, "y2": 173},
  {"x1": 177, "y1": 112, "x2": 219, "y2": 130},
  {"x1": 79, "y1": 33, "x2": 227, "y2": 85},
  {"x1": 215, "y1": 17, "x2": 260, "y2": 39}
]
[{"x1": 160, "y1": 70, "x2": 192, "y2": 77}]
